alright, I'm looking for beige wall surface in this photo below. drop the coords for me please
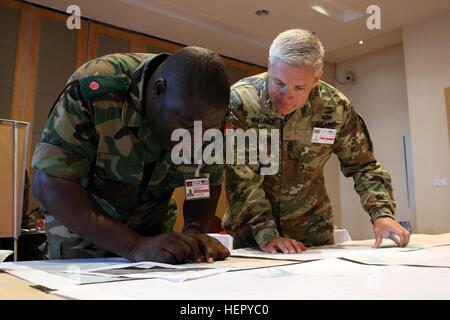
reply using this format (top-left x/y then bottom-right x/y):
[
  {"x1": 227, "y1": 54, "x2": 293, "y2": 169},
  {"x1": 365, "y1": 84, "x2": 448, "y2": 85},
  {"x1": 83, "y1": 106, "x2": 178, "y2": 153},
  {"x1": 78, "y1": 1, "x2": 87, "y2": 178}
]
[
  {"x1": 402, "y1": 10, "x2": 450, "y2": 234},
  {"x1": 335, "y1": 45, "x2": 415, "y2": 240},
  {"x1": 446, "y1": 87, "x2": 450, "y2": 147}
]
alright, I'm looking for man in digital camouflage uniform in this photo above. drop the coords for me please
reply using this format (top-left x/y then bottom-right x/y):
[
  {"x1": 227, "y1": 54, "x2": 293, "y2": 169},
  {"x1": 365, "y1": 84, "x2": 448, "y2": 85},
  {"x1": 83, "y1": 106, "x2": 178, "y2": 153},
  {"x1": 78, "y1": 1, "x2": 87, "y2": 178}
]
[
  {"x1": 32, "y1": 46, "x2": 230, "y2": 263},
  {"x1": 222, "y1": 29, "x2": 410, "y2": 253}
]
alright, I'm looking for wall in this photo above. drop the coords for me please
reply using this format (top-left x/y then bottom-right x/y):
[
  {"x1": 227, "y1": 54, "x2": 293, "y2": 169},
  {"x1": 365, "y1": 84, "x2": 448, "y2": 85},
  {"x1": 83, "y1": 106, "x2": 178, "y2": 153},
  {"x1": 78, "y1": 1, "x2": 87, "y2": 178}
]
[
  {"x1": 335, "y1": 44, "x2": 415, "y2": 240},
  {"x1": 402, "y1": 10, "x2": 450, "y2": 234},
  {"x1": 0, "y1": 5, "x2": 19, "y2": 119}
]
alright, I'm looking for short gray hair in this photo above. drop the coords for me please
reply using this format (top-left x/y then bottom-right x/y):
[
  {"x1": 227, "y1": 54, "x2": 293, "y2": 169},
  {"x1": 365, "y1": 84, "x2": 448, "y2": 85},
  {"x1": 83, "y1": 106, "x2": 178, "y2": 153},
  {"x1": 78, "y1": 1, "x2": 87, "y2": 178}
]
[{"x1": 269, "y1": 29, "x2": 325, "y2": 76}]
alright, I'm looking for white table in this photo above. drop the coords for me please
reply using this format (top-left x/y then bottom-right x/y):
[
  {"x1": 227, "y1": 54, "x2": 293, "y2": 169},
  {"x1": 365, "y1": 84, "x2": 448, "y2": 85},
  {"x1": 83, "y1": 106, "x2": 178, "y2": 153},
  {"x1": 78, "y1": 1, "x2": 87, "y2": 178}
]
[{"x1": 1, "y1": 234, "x2": 449, "y2": 302}]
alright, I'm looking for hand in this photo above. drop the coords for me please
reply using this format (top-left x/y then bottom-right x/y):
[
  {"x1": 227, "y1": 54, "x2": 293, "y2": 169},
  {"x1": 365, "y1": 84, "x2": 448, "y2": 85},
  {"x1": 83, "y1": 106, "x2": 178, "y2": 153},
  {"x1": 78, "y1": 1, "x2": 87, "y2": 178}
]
[
  {"x1": 183, "y1": 228, "x2": 230, "y2": 263},
  {"x1": 372, "y1": 217, "x2": 410, "y2": 248},
  {"x1": 35, "y1": 218, "x2": 46, "y2": 230},
  {"x1": 260, "y1": 237, "x2": 307, "y2": 254},
  {"x1": 129, "y1": 232, "x2": 203, "y2": 264}
]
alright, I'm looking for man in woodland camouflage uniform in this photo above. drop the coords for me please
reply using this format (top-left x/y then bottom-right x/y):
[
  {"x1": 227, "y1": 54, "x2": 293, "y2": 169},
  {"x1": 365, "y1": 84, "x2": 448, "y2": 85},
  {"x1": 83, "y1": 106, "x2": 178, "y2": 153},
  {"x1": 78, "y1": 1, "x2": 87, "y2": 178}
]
[
  {"x1": 222, "y1": 29, "x2": 410, "y2": 253},
  {"x1": 32, "y1": 47, "x2": 230, "y2": 263}
]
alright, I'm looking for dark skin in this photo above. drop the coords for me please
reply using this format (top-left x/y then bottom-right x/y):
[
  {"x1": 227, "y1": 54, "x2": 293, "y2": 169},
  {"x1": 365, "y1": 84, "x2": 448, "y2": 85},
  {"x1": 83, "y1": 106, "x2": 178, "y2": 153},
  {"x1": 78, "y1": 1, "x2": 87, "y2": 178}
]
[{"x1": 33, "y1": 67, "x2": 229, "y2": 264}]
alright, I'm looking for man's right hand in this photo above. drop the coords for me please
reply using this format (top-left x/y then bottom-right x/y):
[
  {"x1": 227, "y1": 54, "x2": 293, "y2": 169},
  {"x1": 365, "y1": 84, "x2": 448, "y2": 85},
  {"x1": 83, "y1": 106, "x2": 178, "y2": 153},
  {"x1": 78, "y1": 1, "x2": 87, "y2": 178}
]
[
  {"x1": 129, "y1": 232, "x2": 204, "y2": 264},
  {"x1": 260, "y1": 237, "x2": 307, "y2": 254}
]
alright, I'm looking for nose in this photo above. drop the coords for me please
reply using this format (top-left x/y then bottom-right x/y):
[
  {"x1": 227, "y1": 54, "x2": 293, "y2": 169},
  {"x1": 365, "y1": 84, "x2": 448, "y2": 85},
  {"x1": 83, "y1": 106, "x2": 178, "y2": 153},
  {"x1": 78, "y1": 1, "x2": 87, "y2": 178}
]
[{"x1": 279, "y1": 86, "x2": 294, "y2": 102}]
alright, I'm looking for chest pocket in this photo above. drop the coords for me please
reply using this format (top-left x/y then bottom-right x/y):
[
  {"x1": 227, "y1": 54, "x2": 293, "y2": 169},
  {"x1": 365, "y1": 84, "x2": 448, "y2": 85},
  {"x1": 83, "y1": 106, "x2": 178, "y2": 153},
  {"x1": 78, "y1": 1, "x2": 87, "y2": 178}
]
[
  {"x1": 282, "y1": 111, "x2": 342, "y2": 176},
  {"x1": 95, "y1": 152, "x2": 144, "y2": 183},
  {"x1": 143, "y1": 152, "x2": 199, "y2": 201},
  {"x1": 89, "y1": 153, "x2": 144, "y2": 202},
  {"x1": 283, "y1": 134, "x2": 330, "y2": 176}
]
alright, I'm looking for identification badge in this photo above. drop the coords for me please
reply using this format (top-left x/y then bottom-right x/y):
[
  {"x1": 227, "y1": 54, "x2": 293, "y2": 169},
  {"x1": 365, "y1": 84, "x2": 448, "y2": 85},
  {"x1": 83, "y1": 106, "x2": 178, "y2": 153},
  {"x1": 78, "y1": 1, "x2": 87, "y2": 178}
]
[
  {"x1": 185, "y1": 176, "x2": 210, "y2": 200},
  {"x1": 311, "y1": 127, "x2": 337, "y2": 144}
]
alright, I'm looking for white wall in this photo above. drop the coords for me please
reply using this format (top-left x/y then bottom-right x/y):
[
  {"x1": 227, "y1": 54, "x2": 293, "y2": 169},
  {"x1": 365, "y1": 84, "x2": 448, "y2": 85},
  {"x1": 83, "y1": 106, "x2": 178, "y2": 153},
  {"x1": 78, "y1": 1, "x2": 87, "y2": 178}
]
[
  {"x1": 402, "y1": 10, "x2": 450, "y2": 234},
  {"x1": 335, "y1": 44, "x2": 415, "y2": 240}
]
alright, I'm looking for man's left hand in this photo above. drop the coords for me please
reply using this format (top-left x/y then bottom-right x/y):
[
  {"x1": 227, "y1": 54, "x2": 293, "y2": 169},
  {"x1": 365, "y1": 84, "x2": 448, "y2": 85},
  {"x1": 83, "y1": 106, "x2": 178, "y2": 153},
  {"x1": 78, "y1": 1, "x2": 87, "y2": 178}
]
[{"x1": 372, "y1": 217, "x2": 410, "y2": 248}]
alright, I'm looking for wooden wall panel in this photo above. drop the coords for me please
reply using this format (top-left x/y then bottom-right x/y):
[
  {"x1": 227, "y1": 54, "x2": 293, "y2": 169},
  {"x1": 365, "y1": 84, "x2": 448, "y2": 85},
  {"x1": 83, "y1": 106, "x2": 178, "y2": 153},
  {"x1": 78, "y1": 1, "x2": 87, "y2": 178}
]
[{"x1": 3, "y1": 0, "x2": 31, "y2": 122}]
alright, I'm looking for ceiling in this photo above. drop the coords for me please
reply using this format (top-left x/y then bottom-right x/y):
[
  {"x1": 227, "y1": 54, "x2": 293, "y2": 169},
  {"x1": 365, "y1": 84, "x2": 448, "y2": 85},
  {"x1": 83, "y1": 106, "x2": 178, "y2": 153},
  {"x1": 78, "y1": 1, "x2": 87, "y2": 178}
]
[{"x1": 28, "y1": 0, "x2": 450, "y2": 66}]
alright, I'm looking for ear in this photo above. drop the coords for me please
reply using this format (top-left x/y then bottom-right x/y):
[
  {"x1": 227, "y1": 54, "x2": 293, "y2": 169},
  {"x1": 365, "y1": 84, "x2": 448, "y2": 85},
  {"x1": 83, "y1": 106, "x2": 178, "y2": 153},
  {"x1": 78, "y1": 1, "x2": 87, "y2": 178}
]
[
  {"x1": 267, "y1": 57, "x2": 271, "y2": 70},
  {"x1": 313, "y1": 70, "x2": 323, "y2": 87},
  {"x1": 152, "y1": 78, "x2": 167, "y2": 97}
]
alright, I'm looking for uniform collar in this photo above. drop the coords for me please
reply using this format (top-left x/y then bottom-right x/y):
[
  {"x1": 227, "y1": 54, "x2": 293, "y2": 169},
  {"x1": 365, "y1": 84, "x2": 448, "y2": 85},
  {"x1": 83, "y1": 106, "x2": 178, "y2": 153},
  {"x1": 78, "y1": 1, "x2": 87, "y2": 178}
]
[
  {"x1": 260, "y1": 73, "x2": 283, "y2": 118},
  {"x1": 122, "y1": 53, "x2": 170, "y2": 128}
]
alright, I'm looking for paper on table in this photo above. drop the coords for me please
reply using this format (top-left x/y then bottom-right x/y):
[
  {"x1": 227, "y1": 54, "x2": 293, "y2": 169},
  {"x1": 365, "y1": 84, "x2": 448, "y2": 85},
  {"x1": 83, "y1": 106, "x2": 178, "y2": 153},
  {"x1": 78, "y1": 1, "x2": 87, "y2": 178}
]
[
  {"x1": 63, "y1": 256, "x2": 302, "y2": 283},
  {"x1": 64, "y1": 261, "x2": 230, "y2": 283},
  {"x1": 0, "y1": 250, "x2": 13, "y2": 263},
  {"x1": 343, "y1": 244, "x2": 450, "y2": 267},
  {"x1": 205, "y1": 256, "x2": 300, "y2": 269},
  {"x1": 341, "y1": 233, "x2": 450, "y2": 248},
  {"x1": 54, "y1": 257, "x2": 450, "y2": 300},
  {"x1": 231, "y1": 240, "x2": 419, "y2": 262},
  {"x1": 0, "y1": 258, "x2": 136, "y2": 290}
]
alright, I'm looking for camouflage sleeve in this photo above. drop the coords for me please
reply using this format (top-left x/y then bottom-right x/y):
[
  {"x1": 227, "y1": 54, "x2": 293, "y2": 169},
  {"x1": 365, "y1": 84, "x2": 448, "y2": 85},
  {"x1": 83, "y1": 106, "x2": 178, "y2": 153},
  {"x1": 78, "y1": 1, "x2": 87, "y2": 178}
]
[
  {"x1": 332, "y1": 101, "x2": 396, "y2": 224},
  {"x1": 222, "y1": 90, "x2": 280, "y2": 248},
  {"x1": 31, "y1": 77, "x2": 98, "y2": 182},
  {"x1": 31, "y1": 54, "x2": 140, "y2": 181}
]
